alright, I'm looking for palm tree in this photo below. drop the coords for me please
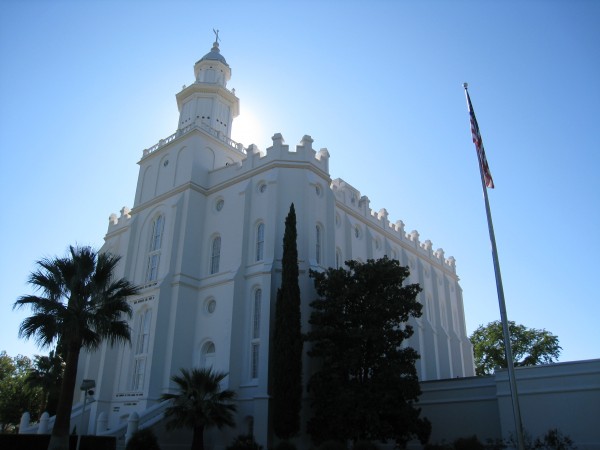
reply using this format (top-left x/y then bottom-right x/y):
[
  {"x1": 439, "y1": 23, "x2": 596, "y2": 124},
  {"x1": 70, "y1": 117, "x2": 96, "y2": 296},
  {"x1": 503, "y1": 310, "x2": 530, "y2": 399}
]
[
  {"x1": 14, "y1": 246, "x2": 139, "y2": 450},
  {"x1": 161, "y1": 367, "x2": 237, "y2": 450}
]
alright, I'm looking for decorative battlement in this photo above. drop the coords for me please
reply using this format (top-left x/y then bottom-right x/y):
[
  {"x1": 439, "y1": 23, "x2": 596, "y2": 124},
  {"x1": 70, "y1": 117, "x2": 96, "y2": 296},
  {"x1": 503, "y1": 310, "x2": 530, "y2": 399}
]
[
  {"x1": 107, "y1": 206, "x2": 132, "y2": 230},
  {"x1": 206, "y1": 132, "x2": 330, "y2": 187},
  {"x1": 141, "y1": 120, "x2": 246, "y2": 159},
  {"x1": 331, "y1": 178, "x2": 457, "y2": 273}
]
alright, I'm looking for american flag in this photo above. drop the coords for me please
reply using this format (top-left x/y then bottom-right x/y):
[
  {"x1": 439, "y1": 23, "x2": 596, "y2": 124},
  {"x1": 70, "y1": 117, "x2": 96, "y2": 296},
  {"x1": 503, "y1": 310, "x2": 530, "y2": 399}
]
[{"x1": 465, "y1": 88, "x2": 495, "y2": 189}]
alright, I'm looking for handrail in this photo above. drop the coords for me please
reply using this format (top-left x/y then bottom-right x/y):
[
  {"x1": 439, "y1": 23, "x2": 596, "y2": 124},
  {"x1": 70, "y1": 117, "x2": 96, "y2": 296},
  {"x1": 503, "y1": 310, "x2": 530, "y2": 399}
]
[
  {"x1": 142, "y1": 121, "x2": 246, "y2": 158},
  {"x1": 97, "y1": 399, "x2": 171, "y2": 438},
  {"x1": 19, "y1": 402, "x2": 85, "y2": 434}
]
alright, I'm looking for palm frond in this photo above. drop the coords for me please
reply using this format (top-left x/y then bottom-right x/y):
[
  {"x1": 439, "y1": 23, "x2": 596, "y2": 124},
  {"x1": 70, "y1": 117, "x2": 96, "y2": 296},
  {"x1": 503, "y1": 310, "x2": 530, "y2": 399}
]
[{"x1": 161, "y1": 367, "x2": 237, "y2": 432}]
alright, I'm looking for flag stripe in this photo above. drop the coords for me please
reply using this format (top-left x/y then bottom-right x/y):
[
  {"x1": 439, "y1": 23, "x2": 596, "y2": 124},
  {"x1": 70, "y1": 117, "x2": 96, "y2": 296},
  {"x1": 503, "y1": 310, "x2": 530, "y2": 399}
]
[{"x1": 466, "y1": 90, "x2": 495, "y2": 189}]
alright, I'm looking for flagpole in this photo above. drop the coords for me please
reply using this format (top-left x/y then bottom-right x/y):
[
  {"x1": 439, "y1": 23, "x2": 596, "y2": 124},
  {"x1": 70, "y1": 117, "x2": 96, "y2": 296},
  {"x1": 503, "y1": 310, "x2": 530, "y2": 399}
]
[{"x1": 463, "y1": 83, "x2": 525, "y2": 450}]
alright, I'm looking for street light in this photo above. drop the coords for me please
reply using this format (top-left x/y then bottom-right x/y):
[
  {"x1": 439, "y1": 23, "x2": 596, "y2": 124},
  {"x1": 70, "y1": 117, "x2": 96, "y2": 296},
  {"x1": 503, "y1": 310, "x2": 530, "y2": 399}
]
[{"x1": 76, "y1": 379, "x2": 96, "y2": 450}]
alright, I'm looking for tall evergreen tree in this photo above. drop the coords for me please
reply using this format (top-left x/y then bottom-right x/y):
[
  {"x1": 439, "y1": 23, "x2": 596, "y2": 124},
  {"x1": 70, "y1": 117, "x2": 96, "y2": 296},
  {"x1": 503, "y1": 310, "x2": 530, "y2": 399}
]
[{"x1": 271, "y1": 203, "x2": 303, "y2": 439}]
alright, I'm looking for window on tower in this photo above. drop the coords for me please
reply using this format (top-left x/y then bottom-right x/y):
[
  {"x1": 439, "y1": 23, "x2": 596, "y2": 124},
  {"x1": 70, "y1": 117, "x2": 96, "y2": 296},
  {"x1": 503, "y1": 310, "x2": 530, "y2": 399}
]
[
  {"x1": 316, "y1": 225, "x2": 322, "y2": 264},
  {"x1": 201, "y1": 341, "x2": 216, "y2": 369},
  {"x1": 336, "y1": 248, "x2": 342, "y2": 269},
  {"x1": 131, "y1": 309, "x2": 152, "y2": 391},
  {"x1": 210, "y1": 235, "x2": 221, "y2": 274},
  {"x1": 146, "y1": 215, "x2": 164, "y2": 282},
  {"x1": 256, "y1": 223, "x2": 264, "y2": 262},
  {"x1": 251, "y1": 288, "x2": 261, "y2": 379}
]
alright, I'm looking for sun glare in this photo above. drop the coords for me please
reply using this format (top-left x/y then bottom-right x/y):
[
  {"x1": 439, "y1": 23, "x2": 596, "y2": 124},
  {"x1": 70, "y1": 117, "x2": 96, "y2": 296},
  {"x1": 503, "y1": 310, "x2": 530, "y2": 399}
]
[{"x1": 231, "y1": 107, "x2": 266, "y2": 151}]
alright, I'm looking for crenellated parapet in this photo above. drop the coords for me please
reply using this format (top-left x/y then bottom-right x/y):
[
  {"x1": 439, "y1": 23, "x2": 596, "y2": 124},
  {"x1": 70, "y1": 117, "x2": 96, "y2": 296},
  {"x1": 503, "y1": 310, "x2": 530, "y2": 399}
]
[
  {"x1": 107, "y1": 206, "x2": 132, "y2": 233},
  {"x1": 207, "y1": 132, "x2": 330, "y2": 187},
  {"x1": 332, "y1": 178, "x2": 457, "y2": 273}
]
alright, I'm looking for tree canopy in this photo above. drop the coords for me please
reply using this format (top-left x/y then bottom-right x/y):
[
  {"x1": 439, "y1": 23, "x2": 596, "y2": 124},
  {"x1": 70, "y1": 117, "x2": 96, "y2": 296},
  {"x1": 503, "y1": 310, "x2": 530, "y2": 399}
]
[
  {"x1": 0, "y1": 351, "x2": 41, "y2": 432},
  {"x1": 161, "y1": 367, "x2": 237, "y2": 450},
  {"x1": 469, "y1": 320, "x2": 561, "y2": 376},
  {"x1": 305, "y1": 257, "x2": 431, "y2": 447},
  {"x1": 14, "y1": 246, "x2": 139, "y2": 450},
  {"x1": 25, "y1": 350, "x2": 64, "y2": 417}
]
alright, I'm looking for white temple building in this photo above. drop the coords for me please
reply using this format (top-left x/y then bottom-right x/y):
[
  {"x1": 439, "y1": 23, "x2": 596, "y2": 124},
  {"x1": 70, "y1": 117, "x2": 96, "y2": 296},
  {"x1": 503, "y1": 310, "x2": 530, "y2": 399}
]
[{"x1": 73, "y1": 38, "x2": 475, "y2": 448}]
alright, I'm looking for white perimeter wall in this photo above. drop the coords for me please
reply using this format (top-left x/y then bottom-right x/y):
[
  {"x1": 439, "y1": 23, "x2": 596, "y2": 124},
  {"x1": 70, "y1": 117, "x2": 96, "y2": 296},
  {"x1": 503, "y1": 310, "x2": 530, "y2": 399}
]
[{"x1": 418, "y1": 359, "x2": 600, "y2": 449}]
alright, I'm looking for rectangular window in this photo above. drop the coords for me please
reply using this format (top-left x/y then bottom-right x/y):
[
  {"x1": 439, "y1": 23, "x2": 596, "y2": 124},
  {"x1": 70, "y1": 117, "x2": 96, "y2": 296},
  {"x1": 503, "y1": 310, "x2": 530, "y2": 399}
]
[
  {"x1": 146, "y1": 253, "x2": 160, "y2": 282},
  {"x1": 132, "y1": 357, "x2": 145, "y2": 391},
  {"x1": 256, "y1": 224, "x2": 264, "y2": 261},
  {"x1": 253, "y1": 290, "x2": 261, "y2": 339},
  {"x1": 316, "y1": 226, "x2": 321, "y2": 264},
  {"x1": 132, "y1": 310, "x2": 151, "y2": 391},
  {"x1": 211, "y1": 236, "x2": 221, "y2": 274},
  {"x1": 251, "y1": 343, "x2": 259, "y2": 379}
]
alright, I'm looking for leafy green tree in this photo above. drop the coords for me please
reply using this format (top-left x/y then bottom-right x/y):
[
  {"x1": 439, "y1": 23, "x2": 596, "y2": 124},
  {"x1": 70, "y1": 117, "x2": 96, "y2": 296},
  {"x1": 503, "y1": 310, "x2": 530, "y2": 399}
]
[
  {"x1": 161, "y1": 367, "x2": 237, "y2": 450},
  {"x1": 271, "y1": 203, "x2": 303, "y2": 439},
  {"x1": 306, "y1": 257, "x2": 431, "y2": 447},
  {"x1": 13, "y1": 246, "x2": 139, "y2": 450},
  {"x1": 25, "y1": 350, "x2": 64, "y2": 417},
  {"x1": 469, "y1": 321, "x2": 561, "y2": 376},
  {"x1": 0, "y1": 351, "x2": 41, "y2": 432}
]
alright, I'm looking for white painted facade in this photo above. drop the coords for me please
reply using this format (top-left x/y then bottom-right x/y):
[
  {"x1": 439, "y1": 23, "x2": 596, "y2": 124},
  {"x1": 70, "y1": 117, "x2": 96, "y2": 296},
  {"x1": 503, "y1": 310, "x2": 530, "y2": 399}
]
[
  {"x1": 418, "y1": 359, "x2": 600, "y2": 450},
  {"x1": 74, "y1": 40, "x2": 475, "y2": 448}
]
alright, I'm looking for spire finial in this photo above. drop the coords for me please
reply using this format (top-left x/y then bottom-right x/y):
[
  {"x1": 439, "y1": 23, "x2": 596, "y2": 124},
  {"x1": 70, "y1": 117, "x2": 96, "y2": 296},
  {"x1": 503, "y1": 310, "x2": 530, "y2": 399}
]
[{"x1": 213, "y1": 28, "x2": 220, "y2": 44}]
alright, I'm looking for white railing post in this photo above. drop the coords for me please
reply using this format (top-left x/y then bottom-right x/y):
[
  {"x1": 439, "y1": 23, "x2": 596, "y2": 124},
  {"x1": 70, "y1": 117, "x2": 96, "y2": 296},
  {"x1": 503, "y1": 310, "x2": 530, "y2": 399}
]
[
  {"x1": 96, "y1": 411, "x2": 108, "y2": 435},
  {"x1": 18, "y1": 412, "x2": 30, "y2": 434},
  {"x1": 125, "y1": 412, "x2": 139, "y2": 444},
  {"x1": 38, "y1": 412, "x2": 49, "y2": 434}
]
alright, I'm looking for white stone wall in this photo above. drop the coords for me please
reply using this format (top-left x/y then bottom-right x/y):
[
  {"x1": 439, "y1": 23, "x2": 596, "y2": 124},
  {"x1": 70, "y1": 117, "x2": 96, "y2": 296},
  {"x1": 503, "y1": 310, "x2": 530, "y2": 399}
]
[
  {"x1": 74, "y1": 44, "x2": 474, "y2": 448},
  {"x1": 418, "y1": 359, "x2": 600, "y2": 450}
]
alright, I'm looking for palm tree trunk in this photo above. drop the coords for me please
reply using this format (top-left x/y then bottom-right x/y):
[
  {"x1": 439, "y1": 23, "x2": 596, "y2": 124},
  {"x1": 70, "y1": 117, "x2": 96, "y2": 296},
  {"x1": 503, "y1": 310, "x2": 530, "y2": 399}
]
[
  {"x1": 191, "y1": 425, "x2": 205, "y2": 450},
  {"x1": 47, "y1": 343, "x2": 81, "y2": 450}
]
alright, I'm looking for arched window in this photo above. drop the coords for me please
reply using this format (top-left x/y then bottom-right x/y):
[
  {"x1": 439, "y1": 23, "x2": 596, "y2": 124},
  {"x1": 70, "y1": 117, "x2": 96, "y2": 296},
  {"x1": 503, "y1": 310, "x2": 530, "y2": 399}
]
[
  {"x1": 256, "y1": 223, "x2": 264, "y2": 262},
  {"x1": 316, "y1": 225, "x2": 322, "y2": 264},
  {"x1": 336, "y1": 249, "x2": 342, "y2": 269},
  {"x1": 146, "y1": 215, "x2": 164, "y2": 282},
  {"x1": 251, "y1": 289, "x2": 261, "y2": 379},
  {"x1": 210, "y1": 236, "x2": 221, "y2": 274},
  {"x1": 132, "y1": 309, "x2": 152, "y2": 391},
  {"x1": 201, "y1": 341, "x2": 216, "y2": 369}
]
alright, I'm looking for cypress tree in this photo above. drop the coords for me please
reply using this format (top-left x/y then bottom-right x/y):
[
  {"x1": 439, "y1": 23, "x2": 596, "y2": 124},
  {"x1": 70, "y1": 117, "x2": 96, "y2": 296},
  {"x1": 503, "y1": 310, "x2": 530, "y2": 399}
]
[{"x1": 271, "y1": 203, "x2": 302, "y2": 439}]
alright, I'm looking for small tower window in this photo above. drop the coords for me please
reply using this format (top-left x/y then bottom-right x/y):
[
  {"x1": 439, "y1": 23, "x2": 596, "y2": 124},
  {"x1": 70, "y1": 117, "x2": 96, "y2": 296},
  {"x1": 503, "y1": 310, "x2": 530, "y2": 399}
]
[
  {"x1": 210, "y1": 236, "x2": 221, "y2": 274},
  {"x1": 146, "y1": 215, "x2": 164, "y2": 282},
  {"x1": 316, "y1": 225, "x2": 322, "y2": 264},
  {"x1": 201, "y1": 341, "x2": 216, "y2": 369},
  {"x1": 256, "y1": 223, "x2": 265, "y2": 262},
  {"x1": 251, "y1": 289, "x2": 262, "y2": 379},
  {"x1": 131, "y1": 309, "x2": 152, "y2": 391}
]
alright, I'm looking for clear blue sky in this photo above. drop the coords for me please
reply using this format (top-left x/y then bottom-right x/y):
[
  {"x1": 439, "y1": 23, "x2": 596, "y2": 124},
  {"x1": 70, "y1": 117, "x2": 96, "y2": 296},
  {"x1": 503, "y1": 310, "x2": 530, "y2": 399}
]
[{"x1": 1, "y1": 0, "x2": 598, "y2": 364}]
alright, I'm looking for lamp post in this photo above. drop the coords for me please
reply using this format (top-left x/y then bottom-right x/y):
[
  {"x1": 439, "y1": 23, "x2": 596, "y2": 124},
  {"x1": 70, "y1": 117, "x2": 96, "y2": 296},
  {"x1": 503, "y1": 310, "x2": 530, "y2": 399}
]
[{"x1": 76, "y1": 379, "x2": 96, "y2": 450}]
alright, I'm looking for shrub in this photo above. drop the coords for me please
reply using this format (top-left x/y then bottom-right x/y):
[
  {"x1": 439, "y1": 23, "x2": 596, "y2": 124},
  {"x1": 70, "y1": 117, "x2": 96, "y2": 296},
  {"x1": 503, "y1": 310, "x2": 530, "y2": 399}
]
[
  {"x1": 534, "y1": 429, "x2": 576, "y2": 450},
  {"x1": 227, "y1": 434, "x2": 263, "y2": 450},
  {"x1": 454, "y1": 436, "x2": 484, "y2": 450},
  {"x1": 318, "y1": 440, "x2": 347, "y2": 450},
  {"x1": 353, "y1": 440, "x2": 378, "y2": 450},
  {"x1": 275, "y1": 441, "x2": 298, "y2": 450},
  {"x1": 508, "y1": 429, "x2": 576, "y2": 450},
  {"x1": 484, "y1": 438, "x2": 506, "y2": 450},
  {"x1": 126, "y1": 428, "x2": 160, "y2": 450},
  {"x1": 424, "y1": 442, "x2": 451, "y2": 450}
]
